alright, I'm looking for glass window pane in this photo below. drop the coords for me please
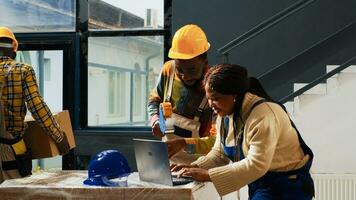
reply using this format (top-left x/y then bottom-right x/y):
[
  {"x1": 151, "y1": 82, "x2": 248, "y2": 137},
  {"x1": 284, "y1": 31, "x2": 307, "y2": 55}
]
[
  {"x1": 16, "y1": 50, "x2": 63, "y2": 112},
  {"x1": 88, "y1": 36, "x2": 163, "y2": 127},
  {"x1": 16, "y1": 50, "x2": 64, "y2": 170},
  {"x1": 89, "y1": 0, "x2": 163, "y2": 30},
  {"x1": 0, "y1": 0, "x2": 75, "y2": 32}
]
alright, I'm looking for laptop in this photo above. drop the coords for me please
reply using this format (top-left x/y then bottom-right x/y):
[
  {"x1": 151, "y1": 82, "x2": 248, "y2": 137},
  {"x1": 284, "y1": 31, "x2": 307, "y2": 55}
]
[{"x1": 133, "y1": 138, "x2": 194, "y2": 186}]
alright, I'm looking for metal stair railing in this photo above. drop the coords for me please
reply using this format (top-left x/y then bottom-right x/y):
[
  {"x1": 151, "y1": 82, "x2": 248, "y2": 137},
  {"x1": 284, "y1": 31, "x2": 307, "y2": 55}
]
[
  {"x1": 217, "y1": 0, "x2": 315, "y2": 62},
  {"x1": 258, "y1": 20, "x2": 356, "y2": 81},
  {"x1": 279, "y1": 55, "x2": 356, "y2": 103}
]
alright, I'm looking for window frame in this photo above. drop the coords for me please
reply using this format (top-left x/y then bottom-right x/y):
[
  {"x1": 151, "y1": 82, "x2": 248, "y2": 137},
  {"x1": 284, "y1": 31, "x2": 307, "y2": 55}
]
[
  {"x1": 11, "y1": 0, "x2": 172, "y2": 170},
  {"x1": 82, "y1": 0, "x2": 171, "y2": 131},
  {"x1": 74, "y1": 0, "x2": 172, "y2": 171},
  {"x1": 15, "y1": 32, "x2": 79, "y2": 169}
]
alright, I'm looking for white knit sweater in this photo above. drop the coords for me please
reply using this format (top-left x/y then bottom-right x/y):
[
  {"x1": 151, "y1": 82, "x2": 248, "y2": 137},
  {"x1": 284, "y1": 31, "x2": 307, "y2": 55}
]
[{"x1": 192, "y1": 93, "x2": 310, "y2": 196}]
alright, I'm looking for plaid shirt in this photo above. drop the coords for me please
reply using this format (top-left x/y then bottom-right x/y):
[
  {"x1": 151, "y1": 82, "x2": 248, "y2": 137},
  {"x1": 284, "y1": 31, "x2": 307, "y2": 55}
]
[{"x1": 0, "y1": 56, "x2": 63, "y2": 143}]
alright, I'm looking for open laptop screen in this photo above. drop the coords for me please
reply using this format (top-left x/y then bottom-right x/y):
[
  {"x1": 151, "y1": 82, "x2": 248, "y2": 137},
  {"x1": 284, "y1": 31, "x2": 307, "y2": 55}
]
[{"x1": 133, "y1": 138, "x2": 193, "y2": 186}]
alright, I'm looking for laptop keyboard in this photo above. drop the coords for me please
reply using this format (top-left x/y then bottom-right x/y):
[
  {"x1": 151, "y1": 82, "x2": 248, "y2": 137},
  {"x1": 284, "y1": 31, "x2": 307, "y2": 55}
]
[{"x1": 172, "y1": 176, "x2": 194, "y2": 185}]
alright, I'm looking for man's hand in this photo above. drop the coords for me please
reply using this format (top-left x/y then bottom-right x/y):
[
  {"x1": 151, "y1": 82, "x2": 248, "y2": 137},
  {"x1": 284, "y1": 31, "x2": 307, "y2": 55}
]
[
  {"x1": 178, "y1": 167, "x2": 210, "y2": 182},
  {"x1": 56, "y1": 132, "x2": 70, "y2": 155},
  {"x1": 152, "y1": 121, "x2": 164, "y2": 138},
  {"x1": 166, "y1": 138, "x2": 186, "y2": 158}
]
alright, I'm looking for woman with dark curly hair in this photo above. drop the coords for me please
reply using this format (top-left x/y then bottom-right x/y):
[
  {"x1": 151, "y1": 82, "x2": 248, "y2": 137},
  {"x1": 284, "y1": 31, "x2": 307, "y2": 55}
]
[{"x1": 172, "y1": 63, "x2": 314, "y2": 200}]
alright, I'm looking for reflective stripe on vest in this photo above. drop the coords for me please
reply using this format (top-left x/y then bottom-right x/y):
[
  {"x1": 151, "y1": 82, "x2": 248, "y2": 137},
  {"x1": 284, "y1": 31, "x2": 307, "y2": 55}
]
[{"x1": 165, "y1": 61, "x2": 208, "y2": 138}]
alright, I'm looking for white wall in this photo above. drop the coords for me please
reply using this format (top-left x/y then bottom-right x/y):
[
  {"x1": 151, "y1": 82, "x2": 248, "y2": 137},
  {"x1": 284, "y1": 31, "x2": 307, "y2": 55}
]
[
  {"x1": 291, "y1": 67, "x2": 356, "y2": 173},
  {"x1": 43, "y1": 51, "x2": 63, "y2": 112}
]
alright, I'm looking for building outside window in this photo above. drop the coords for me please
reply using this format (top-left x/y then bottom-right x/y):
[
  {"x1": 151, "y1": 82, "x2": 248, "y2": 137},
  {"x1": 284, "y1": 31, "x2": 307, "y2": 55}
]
[
  {"x1": 0, "y1": 0, "x2": 167, "y2": 169},
  {"x1": 87, "y1": 0, "x2": 164, "y2": 127},
  {"x1": 133, "y1": 63, "x2": 143, "y2": 116},
  {"x1": 0, "y1": 0, "x2": 75, "y2": 32},
  {"x1": 108, "y1": 70, "x2": 126, "y2": 117}
]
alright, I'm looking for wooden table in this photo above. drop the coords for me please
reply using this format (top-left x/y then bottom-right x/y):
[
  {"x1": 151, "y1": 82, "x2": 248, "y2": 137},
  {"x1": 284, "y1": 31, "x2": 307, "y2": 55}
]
[{"x1": 0, "y1": 170, "x2": 233, "y2": 200}]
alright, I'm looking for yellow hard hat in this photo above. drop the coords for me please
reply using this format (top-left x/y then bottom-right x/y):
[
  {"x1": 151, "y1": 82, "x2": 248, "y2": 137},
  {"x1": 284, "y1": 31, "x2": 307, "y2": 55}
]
[
  {"x1": 0, "y1": 27, "x2": 18, "y2": 52},
  {"x1": 168, "y1": 24, "x2": 210, "y2": 60}
]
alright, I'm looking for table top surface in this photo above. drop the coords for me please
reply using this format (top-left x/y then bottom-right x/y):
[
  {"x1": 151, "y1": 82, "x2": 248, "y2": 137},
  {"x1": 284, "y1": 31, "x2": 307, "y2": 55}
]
[
  {"x1": 0, "y1": 171, "x2": 222, "y2": 200},
  {"x1": 0, "y1": 170, "x2": 201, "y2": 190}
]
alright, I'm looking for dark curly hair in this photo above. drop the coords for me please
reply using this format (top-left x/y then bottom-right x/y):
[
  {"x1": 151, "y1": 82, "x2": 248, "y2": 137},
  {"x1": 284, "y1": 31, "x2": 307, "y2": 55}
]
[
  {"x1": 204, "y1": 64, "x2": 273, "y2": 160},
  {"x1": 204, "y1": 63, "x2": 271, "y2": 100},
  {"x1": 204, "y1": 63, "x2": 272, "y2": 121}
]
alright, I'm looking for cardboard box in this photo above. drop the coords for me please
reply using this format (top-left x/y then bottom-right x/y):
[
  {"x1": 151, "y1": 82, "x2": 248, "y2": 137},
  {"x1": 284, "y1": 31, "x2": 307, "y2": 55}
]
[{"x1": 23, "y1": 110, "x2": 76, "y2": 159}]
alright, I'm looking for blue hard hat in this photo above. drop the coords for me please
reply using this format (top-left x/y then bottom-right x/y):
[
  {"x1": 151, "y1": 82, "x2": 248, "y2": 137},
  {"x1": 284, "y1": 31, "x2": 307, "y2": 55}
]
[{"x1": 83, "y1": 150, "x2": 131, "y2": 186}]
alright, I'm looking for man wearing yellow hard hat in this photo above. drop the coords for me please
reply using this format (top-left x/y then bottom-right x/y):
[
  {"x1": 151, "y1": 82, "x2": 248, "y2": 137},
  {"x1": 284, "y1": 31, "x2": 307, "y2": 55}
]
[
  {"x1": 0, "y1": 27, "x2": 70, "y2": 183},
  {"x1": 148, "y1": 24, "x2": 216, "y2": 164}
]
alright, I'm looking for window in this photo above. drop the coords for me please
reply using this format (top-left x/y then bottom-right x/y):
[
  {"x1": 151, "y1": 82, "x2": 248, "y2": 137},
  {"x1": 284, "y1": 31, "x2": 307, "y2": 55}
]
[
  {"x1": 44, "y1": 58, "x2": 51, "y2": 81},
  {"x1": 87, "y1": 0, "x2": 165, "y2": 127},
  {"x1": 83, "y1": 0, "x2": 166, "y2": 171},
  {"x1": 133, "y1": 63, "x2": 143, "y2": 116},
  {"x1": 1, "y1": 0, "x2": 170, "y2": 170},
  {"x1": 16, "y1": 50, "x2": 64, "y2": 170},
  {"x1": 89, "y1": 0, "x2": 163, "y2": 30},
  {"x1": 16, "y1": 50, "x2": 63, "y2": 112},
  {"x1": 1, "y1": 0, "x2": 75, "y2": 32},
  {"x1": 87, "y1": 36, "x2": 163, "y2": 127},
  {"x1": 108, "y1": 70, "x2": 126, "y2": 116}
]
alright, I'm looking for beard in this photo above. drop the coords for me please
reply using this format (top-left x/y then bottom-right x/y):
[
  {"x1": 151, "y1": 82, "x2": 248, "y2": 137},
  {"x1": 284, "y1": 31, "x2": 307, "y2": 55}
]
[{"x1": 181, "y1": 75, "x2": 204, "y2": 88}]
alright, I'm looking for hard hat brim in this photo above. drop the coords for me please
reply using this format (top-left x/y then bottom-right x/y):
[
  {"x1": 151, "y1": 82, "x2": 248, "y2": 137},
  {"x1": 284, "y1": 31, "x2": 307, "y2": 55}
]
[
  {"x1": 0, "y1": 33, "x2": 18, "y2": 52},
  {"x1": 168, "y1": 51, "x2": 197, "y2": 60},
  {"x1": 168, "y1": 43, "x2": 210, "y2": 60},
  {"x1": 83, "y1": 175, "x2": 129, "y2": 187}
]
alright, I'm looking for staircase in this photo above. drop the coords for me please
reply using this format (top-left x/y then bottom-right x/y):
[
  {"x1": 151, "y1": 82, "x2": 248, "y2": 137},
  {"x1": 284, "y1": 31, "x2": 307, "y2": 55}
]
[
  {"x1": 234, "y1": 64, "x2": 356, "y2": 200},
  {"x1": 283, "y1": 65, "x2": 356, "y2": 200},
  {"x1": 283, "y1": 65, "x2": 356, "y2": 173}
]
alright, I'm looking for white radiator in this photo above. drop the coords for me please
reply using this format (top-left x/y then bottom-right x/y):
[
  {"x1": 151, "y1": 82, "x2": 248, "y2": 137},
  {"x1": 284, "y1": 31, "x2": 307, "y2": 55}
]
[{"x1": 312, "y1": 174, "x2": 356, "y2": 200}]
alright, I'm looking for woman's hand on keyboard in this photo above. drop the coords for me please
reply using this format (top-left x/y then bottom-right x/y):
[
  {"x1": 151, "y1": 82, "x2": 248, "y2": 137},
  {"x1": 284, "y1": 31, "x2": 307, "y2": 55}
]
[
  {"x1": 170, "y1": 163, "x2": 197, "y2": 172},
  {"x1": 178, "y1": 167, "x2": 210, "y2": 182}
]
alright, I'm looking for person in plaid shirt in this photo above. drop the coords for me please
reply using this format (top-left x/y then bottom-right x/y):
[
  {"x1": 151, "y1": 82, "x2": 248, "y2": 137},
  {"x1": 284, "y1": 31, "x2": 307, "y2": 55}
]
[{"x1": 0, "y1": 27, "x2": 70, "y2": 183}]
